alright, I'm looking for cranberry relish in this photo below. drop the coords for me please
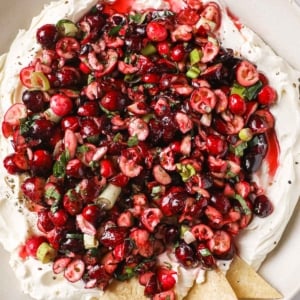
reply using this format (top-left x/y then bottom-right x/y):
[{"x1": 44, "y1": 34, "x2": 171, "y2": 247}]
[{"x1": 2, "y1": 1, "x2": 278, "y2": 299}]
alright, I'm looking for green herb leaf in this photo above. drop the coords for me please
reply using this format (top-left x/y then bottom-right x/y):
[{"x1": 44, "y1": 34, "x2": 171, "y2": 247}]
[
  {"x1": 53, "y1": 150, "x2": 70, "y2": 178},
  {"x1": 129, "y1": 12, "x2": 148, "y2": 24},
  {"x1": 244, "y1": 81, "x2": 263, "y2": 100},
  {"x1": 127, "y1": 135, "x2": 139, "y2": 147},
  {"x1": 234, "y1": 194, "x2": 252, "y2": 215},
  {"x1": 109, "y1": 25, "x2": 122, "y2": 36}
]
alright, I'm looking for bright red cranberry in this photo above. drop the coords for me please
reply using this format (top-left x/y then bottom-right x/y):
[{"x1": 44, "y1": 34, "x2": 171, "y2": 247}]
[
  {"x1": 100, "y1": 158, "x2": 115, "y2": 178},
  {"x1": 22, "y1": 90, "x2": 46, "y2": 112},
  {"x1": 141, "y1": 73, "x2": 161, "y2": 84},
  {"x1": 77, "y1": 101, "x2": 100, "y2": 117},
  {"x1": 257, "y1": 85, "x2": 277, "y2": 106},
  {"x1": 63, "y1": 190, "x2": 83, "y2": 215},
  {"x1": 177, "y1": 8, "x2": 200, "y2": 25},
  {"x1": 48, "y1": 209, "x2": 69, "y2": 227},
  {"x1": 100, "y1": 91, "x2": 126, "y2": 112},
  {"x1": 253, "y1": 194, "x2": 273, "y2": 217},
  {"x1": 175, "y1": 242, "x2": 196, "y2": 267},
  {"x1": 37, "y1": 210, "x2": 54, "y2": 233},
  {"x1": 3, "y1": 152, "x2": 29, "y2": 174},
  {"x1": 170, "y1": 44, "x2": 185, "y2": 62},
  {"x1": 25, "y1": 235, "x2": 47, "y2": 258},
  {"x1": 157, "y1": 41, "x2": 170, "y2": 56},
  {"x1": 157, "y1": 267, "x2": 176, "y2": 291},
  {"x1": 82, "y1": 205, "x2": 103, "y2": 224},
  {"x1": 206, "y1": 134, "x2": 226, "y2": 156},
  {"x1": 36, "y1": 24, "x2": 58, "y2": 48},
  {"x1": 50, "y1": 94, "x2": 73, "y2": 117},
  {"x1": 146, "y1": 21, "x2": 168, "y2": 42},
  {"x1": 30, "y1": 149, "x2": 53, "y2": 177},
  {"x1": 66, "y1": 159, "x2": 86, "y2": 178},
  {"x1": 61, "y1": 115, "x2": 80, "y2": 131},
  {"x1": 228, "y1": 94, "x2": 246, "y2": 115}
]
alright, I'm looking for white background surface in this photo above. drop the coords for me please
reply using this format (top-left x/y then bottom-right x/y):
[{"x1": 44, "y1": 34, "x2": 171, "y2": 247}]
[{"x1": 0, "y1": 1, "x2": 300, "y2": 300}]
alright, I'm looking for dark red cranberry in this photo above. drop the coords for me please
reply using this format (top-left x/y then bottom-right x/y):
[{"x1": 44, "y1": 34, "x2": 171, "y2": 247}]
[
  {"x1": 210, "y1": 192, "x2": 231, "y2": 214},
  {"x1": 22, "y1": 90, "x2": 46, "y2": 112},
  {"x1": 175, "y1": 242, "x2": 197, "y2": 267},
  {"x1": 100, "y1": 91, "x2": 127, "y2": 112},
  {"x1": 60, "y1": 236, "x2": 85, "y2": 253},
  {"x1": 160, "y1": 191, "x2": 185, "y2": 216},
  {"x1": 56, "y1": 66, "x2": 81, "y2": 87},
  {"x1": 36, "y1": 24, "x2": 58, "y2": 48},
  {"x1": 66, "y1": 159, "x2": 86, "y2": 178},
  {"x1": 196, "y1": 243, "x2": 216, "y2": 269},
  {"x1": 144, "y1": 273, "x2": 159, "y2": 296},
  {"x1": 30, "y1": 118, "x2": 55, "y2": 141},
  {"x1": 253, "y1": 194, "x2": 273, "y2": 217}
]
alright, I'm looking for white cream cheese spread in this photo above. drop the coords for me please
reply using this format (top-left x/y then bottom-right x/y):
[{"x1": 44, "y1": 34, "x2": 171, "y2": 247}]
[{"x1": 0, "y1": 0, "x2": 300, "y2": 299}]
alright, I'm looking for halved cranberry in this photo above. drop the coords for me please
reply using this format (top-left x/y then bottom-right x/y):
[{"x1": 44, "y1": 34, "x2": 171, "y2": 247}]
[{"x1": 100, "y1": 227, "x2": 128, "y2": 248}]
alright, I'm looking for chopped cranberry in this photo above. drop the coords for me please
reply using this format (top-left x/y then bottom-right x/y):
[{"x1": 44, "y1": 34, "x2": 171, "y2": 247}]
[
  {"x1": 100, "y1": 227, "x2": 128, "y2": 248},
  {"x1": 30, "y1": 149, "x2": 53, "y2": 177},
  {"x1": 21, "y1": 177, "x2": 46, "y2": 203}
]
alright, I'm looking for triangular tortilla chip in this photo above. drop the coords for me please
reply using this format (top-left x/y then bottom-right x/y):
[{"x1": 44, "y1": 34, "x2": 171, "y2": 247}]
[
  {"x1": 188, "y1": 269, "x2": 238, "y2": 300},
  {"x1": 226, "y1": 256, "x2": 282, "y2": 299},
  {"x1": 100, "y1": 277, "x2": 147, "y2": 300}
]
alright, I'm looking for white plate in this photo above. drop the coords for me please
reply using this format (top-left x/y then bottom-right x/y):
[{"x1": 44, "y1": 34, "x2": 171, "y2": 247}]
[{"x1": 0, "y1": 1, "x2": 300, "y2": 300}]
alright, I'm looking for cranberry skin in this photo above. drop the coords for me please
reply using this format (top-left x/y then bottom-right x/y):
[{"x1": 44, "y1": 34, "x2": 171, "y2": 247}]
[
  {"x1": 37, "y1": 210, "x2": 54, "y2": 233},
  {"x1": 50, "y1": 94, "x2": 73, "y2": 117},
  {"x1": 175, "y1": 242, "x2": 197, "y2": 267},
  {"x1": 100, "y1": 227, "x2": 128, "y2": 248},
  {"x1": 146, "y1": 21, "x2": 168, "y2": 42},
  {"x1": 21, "y1": 177, "x2": 45, "y2": 203},
  {"x1": 100, "y1": 91, "x2": 127, "y2": 112},
  {"x1": 253, "y1": 195, "x2": 273, "y2": 217},
  {"x1": 80, "y1": 118, "x2": 100, "y2": 140},
  {"x1": 30, "y1": 149, "x2": 53, "y2": 177},
  {"x1": 55, "y1": 67, "x2": 81, "y2": 87},
  {"x1": 82, "y1": 205, "x2": 103, "y2": 224},
  {"x1": 257, "y1": 85, "x2": 277, "y2": 106},
  {"x1": 210, "y1": 192, "x2": 231, "y2": 214},
  {"x1": 3, "y1": 153, "x2": 28, "y2": 174},
  {"x1": 206, "y1": 134, "x2": 227, "y2": 156},
  {"x1": 30, "y1": 118, "x2": 54, "y2": 141},
  {"x1": 170, "y1": 44, "x2": 185, "y2": 62},
  {"x1": 22, "y1": 90, "x2": 46, "y2": 112},
  {"x1": 157, "y1": 41, "x2": 170, "y2": 56},
  {"x1": 228, "y1": 94, "x2": 246, "y2": 115},
  {"x1": 25, "y1": 236, "x2": 47, "y2": 258},
  {"x1": 36, "y1": 24, "x2": 58, "y2": 48},
  {"x1": 61, "y1": 116, "x2": 80, "y2": 131},
  {"x1": 77, "y1": 101, "x2": 100, "y2": 117},
  {"x1": 48, "y1": 209, "x2": 69, "y2": 227}
]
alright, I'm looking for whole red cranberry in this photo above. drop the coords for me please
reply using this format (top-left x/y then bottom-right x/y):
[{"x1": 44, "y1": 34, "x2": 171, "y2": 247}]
[{"x1": 36, "y1": 24, "x2": 58, "y2": 48}]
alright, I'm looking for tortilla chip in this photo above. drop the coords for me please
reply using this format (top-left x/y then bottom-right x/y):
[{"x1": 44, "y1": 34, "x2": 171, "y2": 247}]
[
  {"x1": 188, "y1": 269, "x2": 238, "y2": 300},
  {"x1": 226, "y1": 256, "x2": 282, "y2": 299},
  {"x1": 100, "y1": 277, "x2": 147, "y2": 300}
]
